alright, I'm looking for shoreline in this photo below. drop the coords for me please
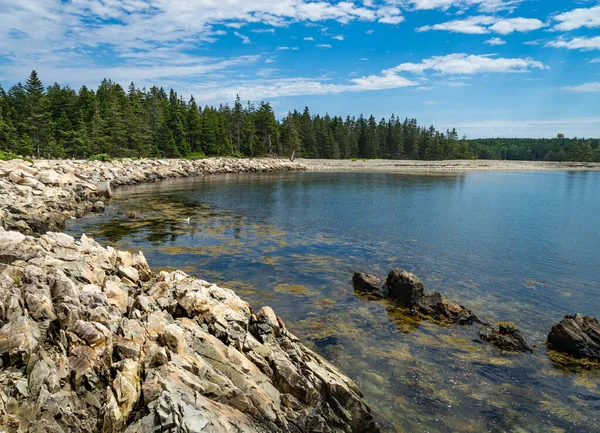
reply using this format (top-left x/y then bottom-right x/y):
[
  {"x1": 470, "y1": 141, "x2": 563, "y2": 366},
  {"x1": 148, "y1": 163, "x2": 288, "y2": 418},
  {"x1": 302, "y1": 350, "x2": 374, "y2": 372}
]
[
  {"x1": 0, "y1": 157, "x2": 380, "y2": 433},
  {"x1": 300, "y1": 158, "x2": 600, "y2": 172}
]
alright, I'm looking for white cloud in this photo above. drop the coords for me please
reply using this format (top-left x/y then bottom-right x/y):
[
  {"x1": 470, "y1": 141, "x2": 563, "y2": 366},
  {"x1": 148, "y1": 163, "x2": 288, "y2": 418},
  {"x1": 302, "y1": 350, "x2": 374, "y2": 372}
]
[
  {"x1": 234, "y1": 32, "x2": 251, "y2": 44},
  {"x1": 317, "y1": 44, "x2": 333, "y2": 48},
  {"x1": 418, "y1": 16, "x2": 496, "y2": 34},
  {"x1": 418, "y1": 16, "x2": 544, "y2": 34},
  {"x1": 366, "y1": 29, "x2": 375, "y2": 34},
  {"x1": 489, "y1": 18, "x2": 545, "y2": 35},
  {"x1": 589, "y1": 58, "x2": 600, "y2": 64},
  {"x1": 0, "y1": 0, "x2": 405, "y2": 85},
  {"x1": 564, "y1": 82, "x2": 600, "y2": 93},
  {"x1": 547, "y1": 37, "x2": 600, "y2": 51},
  {"x1": 332, "y1": 35, "x2": 345, "y2": 40},
  {"x1": 252, "y1": 29, "x2": 276, "y2": 34},
  {"x1": 304, "y1": 36, "x2": 314, "y2": 41},
  {"x1": 402, "y1": 0, "x2": 523, "y2": 13},
  {"x1": 187, "y1": 71, "x2": 418, "y2": 101},
  {"x1": 485, "y1": 37, "x2": 506, "y2": 45},
  {"x1": 552, "y1": 5, "x2": 600, "y2": 32},
  {"x1": 377, "y1": 6, "x2": 404, "y2": 24},
  {"x1": 387, "y1": 53, "x2": 547, "y2": 75},
  {"x1": 350, "y1": 73, "x2": 418, "y2": 90}
]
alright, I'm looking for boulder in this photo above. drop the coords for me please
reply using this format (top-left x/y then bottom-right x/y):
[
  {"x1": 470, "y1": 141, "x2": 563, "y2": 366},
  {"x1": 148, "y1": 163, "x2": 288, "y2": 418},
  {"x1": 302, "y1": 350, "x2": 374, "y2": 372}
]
[
  {"x1": 352, "y1": 272, "x2": 386, "y2": 297},
  {"x1": 38, "y1": 170, "x2": 61, "y2": 186},
  {"x1": 480, "y1": 322, "x2": 531, "y2": 352},
  {"x1": 547, "y1": 314, "x2": 600, "y2": 361},
  {"x1": 97, "y1": 181, "x2": 112, "y2": 199},
  {"x1": 384, "y1": 269, "x2": 424, "y2": 307}
]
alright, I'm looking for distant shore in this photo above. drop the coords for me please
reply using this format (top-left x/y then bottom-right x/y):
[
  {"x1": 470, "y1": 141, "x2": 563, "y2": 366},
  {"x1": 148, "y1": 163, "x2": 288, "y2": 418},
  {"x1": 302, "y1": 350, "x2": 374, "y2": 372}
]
[{"x1": 300, "y1": 159, "x2": 600, "y2": 172}]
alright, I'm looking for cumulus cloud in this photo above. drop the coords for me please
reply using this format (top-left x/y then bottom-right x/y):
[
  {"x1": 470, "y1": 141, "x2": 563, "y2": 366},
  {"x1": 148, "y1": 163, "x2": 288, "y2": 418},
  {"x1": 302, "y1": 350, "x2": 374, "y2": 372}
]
[
  {"x1": 332, "y1": 35, "x2": 345, "y2": 40},
  {"x1": 547, "y1": 37, "x2": 600, "y2": 51},
  {"x1": 417, "y1": 16, "x2": 544, "y2": 34},
  {"x1": 485, "y1": 37, "x2": 506, "y2": 45},
  {"x1": 304, "y1": 36, "x2": 314, "y2": 41},
  {"x1": 564, "y1": 82, "x2": 600, "y2": 92},
  {"x1": 317, "y1": 44, "x2": 333, "y2": 48},
  {"x1": 386, "y1": 53, "x2": 547, "y2": 75},
  {"x1": 552, "y1": 5, "x2": 600, "y2": 32}
]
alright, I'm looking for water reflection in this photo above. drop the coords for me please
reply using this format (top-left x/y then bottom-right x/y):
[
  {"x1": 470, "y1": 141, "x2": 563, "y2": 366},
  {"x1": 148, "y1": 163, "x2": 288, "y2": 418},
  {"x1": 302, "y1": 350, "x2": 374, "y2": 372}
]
[{"x1": 67, "y1": 171, "x2": 600, "y2": 433}]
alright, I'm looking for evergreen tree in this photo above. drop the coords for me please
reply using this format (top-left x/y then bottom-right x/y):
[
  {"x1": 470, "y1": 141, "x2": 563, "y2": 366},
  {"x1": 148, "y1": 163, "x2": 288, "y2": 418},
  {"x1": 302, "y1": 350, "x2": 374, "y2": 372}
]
[{"x1": 25, "y1": 70, "x2": 48, "y2": 157}]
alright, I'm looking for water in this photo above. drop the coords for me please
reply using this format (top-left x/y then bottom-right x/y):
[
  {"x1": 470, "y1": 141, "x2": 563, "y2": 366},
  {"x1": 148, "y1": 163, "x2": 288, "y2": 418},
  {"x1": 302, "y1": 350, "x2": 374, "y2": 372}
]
[{"x1": 67, "y1": 171, "x2": 600, "y2": 432}]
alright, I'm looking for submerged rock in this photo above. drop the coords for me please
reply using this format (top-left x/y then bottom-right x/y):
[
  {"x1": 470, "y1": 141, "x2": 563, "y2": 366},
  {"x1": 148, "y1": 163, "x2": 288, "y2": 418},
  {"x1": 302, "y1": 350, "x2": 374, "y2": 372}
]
[
  {"x1": 479, "y1": 322, "x2": 531, "y2": 352},
  {"x1": 0, "y1": 230, "x2": 379, "y2": 433},
  {"x1": 547, "y1": 314, "x2": 600, "y2": 362},
  {"x1": 418, "y1": 292, "x2": 478, "y2": 325}
]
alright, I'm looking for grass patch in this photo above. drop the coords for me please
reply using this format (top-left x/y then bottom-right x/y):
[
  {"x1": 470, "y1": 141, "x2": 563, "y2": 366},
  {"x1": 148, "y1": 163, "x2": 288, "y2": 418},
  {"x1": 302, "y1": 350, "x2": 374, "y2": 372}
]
[
  {"x1": 88, "y1": 153, "x2": 112, "y2": 162},
  {"x1": 186, "y1": 151, "x2": 208, "y2": 160}
]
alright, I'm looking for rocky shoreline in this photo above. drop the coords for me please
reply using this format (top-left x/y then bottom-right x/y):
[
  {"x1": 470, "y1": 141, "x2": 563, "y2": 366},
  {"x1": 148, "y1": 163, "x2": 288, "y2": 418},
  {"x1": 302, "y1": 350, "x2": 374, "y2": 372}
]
[
  {"x1": 0, "y1": 158, "x2": 380, "y2": 433},
  {"x1": 301, "y1": 158, "x2": 600, "y2": 172},
  {"x1": 0, "y1": 157, "x2": 307, "y2": 235}
]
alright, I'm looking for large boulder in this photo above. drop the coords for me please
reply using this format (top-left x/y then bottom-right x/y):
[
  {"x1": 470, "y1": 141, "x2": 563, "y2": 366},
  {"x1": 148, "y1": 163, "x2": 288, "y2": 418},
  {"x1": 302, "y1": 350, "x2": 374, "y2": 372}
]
[
  {"x1": 547, "y1": 314, "x2": 600, "y2": 361},
  {"x1": 384, "y1": 269, "x2": 424, "y2": 307}
]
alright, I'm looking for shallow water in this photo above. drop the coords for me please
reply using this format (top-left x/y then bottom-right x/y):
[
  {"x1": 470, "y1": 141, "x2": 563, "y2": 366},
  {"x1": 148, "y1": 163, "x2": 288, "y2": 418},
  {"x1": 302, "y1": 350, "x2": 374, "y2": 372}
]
[{"x1": 67, "y1": 171, "x2": 600, "y2": 432}]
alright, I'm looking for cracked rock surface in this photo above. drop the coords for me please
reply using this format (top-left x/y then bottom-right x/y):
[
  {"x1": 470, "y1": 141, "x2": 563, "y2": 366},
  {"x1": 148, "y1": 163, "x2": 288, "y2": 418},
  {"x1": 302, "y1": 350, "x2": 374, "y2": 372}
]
[{"x1": 0, "y1": 229, "x2": 379, "y2": 432}]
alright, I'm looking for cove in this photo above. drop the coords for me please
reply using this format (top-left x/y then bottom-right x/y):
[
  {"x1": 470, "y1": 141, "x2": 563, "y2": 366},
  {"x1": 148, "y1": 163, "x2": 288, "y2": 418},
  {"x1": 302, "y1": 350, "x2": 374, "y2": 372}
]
[{"x1": 68, "y1": 170, "x2": 600, "y2": 432}]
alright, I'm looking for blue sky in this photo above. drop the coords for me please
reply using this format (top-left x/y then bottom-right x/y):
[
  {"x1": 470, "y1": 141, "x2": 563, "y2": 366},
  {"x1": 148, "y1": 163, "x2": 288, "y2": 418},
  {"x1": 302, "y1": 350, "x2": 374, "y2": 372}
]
[{"x1": 0, "y1": 0, "x2": 599, "y2": 138}]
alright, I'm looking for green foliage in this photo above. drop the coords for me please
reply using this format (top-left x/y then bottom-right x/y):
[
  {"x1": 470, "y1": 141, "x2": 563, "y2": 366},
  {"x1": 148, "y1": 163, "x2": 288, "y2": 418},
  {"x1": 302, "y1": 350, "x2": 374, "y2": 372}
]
[
  {"x1": 0, "y1": 71, "x2": 598, "y2": 162},
  {"x1": 0, "y1": 150, "x2": 22, "y2": 161},
  {"x1": 88, "y1": 153, "x2": 112, "y2": 162},
  {"x1": 185, "y1": 151, "x2": 207, "y2": 160}
]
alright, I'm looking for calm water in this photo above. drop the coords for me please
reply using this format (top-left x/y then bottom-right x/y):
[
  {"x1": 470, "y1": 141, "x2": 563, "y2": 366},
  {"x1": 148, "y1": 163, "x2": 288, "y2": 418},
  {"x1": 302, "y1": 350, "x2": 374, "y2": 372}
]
[{"x1": 67, "y1": 171, "x2": 600, "y2": 432}]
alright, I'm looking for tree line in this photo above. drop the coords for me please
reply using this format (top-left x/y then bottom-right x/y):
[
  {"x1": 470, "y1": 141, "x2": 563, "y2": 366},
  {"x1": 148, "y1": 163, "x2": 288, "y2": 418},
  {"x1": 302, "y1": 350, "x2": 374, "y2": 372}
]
[{"x1": 0, "y1": 71, "x2": 598, "y2": 162}]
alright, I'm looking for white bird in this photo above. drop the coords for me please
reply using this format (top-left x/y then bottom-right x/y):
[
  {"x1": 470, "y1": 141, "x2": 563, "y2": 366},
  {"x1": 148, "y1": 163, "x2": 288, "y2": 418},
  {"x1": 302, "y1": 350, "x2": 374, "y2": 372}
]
[{"x1": 183, "y1": 217, "x2": 190, "y2": 224}]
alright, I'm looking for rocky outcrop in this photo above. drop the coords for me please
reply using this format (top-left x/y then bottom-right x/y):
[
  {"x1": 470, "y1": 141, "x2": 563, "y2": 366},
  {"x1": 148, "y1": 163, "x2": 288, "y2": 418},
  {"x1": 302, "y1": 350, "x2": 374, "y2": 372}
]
[
  {"x1": 353, "y1": 269, "x2": 477, "y2": 325},
  {"x1": 0, "y1": 158, "x2": 306, "y2": 236},
  {"x1": 479, "y1": 323, "x2": 531, "y2": 352},
  {"x1": 547, "y1": 314, "x2": 600, "y2": 362},
  {"x1": 0, "y1": 229, "x2": 379, "y2": 432}
]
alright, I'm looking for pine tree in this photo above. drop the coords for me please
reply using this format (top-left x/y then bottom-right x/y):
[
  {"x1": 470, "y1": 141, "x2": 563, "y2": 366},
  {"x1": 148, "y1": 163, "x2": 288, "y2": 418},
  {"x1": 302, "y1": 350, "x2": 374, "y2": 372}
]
[{"x1": 25, "y1": 70, "x2": 48, "y2": 157}]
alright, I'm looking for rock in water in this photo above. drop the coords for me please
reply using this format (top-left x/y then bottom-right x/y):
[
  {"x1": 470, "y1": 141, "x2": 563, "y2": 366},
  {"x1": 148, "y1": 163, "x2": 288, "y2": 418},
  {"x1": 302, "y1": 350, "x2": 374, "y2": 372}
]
[
  {"x1": 352, "y1": 272, "x2": 386, "y2": 297},
  {"x1": 547, "y1": 314, "x2": 600, "y2": 361},
  {"x1": 384, "y1": 269, "x2": 424, "y2": 307},
  {"x1": 419, "y1": 292, "x2": 478, "y2": 325},
  {"x1": 480, "y1": 322, "x2": 531, "y2": 352}
]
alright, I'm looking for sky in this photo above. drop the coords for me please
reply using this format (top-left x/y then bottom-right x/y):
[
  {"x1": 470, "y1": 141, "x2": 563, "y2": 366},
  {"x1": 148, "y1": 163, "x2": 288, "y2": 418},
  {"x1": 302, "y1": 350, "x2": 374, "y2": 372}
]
[{"x1": 0, "y1": 0, "x2": 599, "y2": 138}]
